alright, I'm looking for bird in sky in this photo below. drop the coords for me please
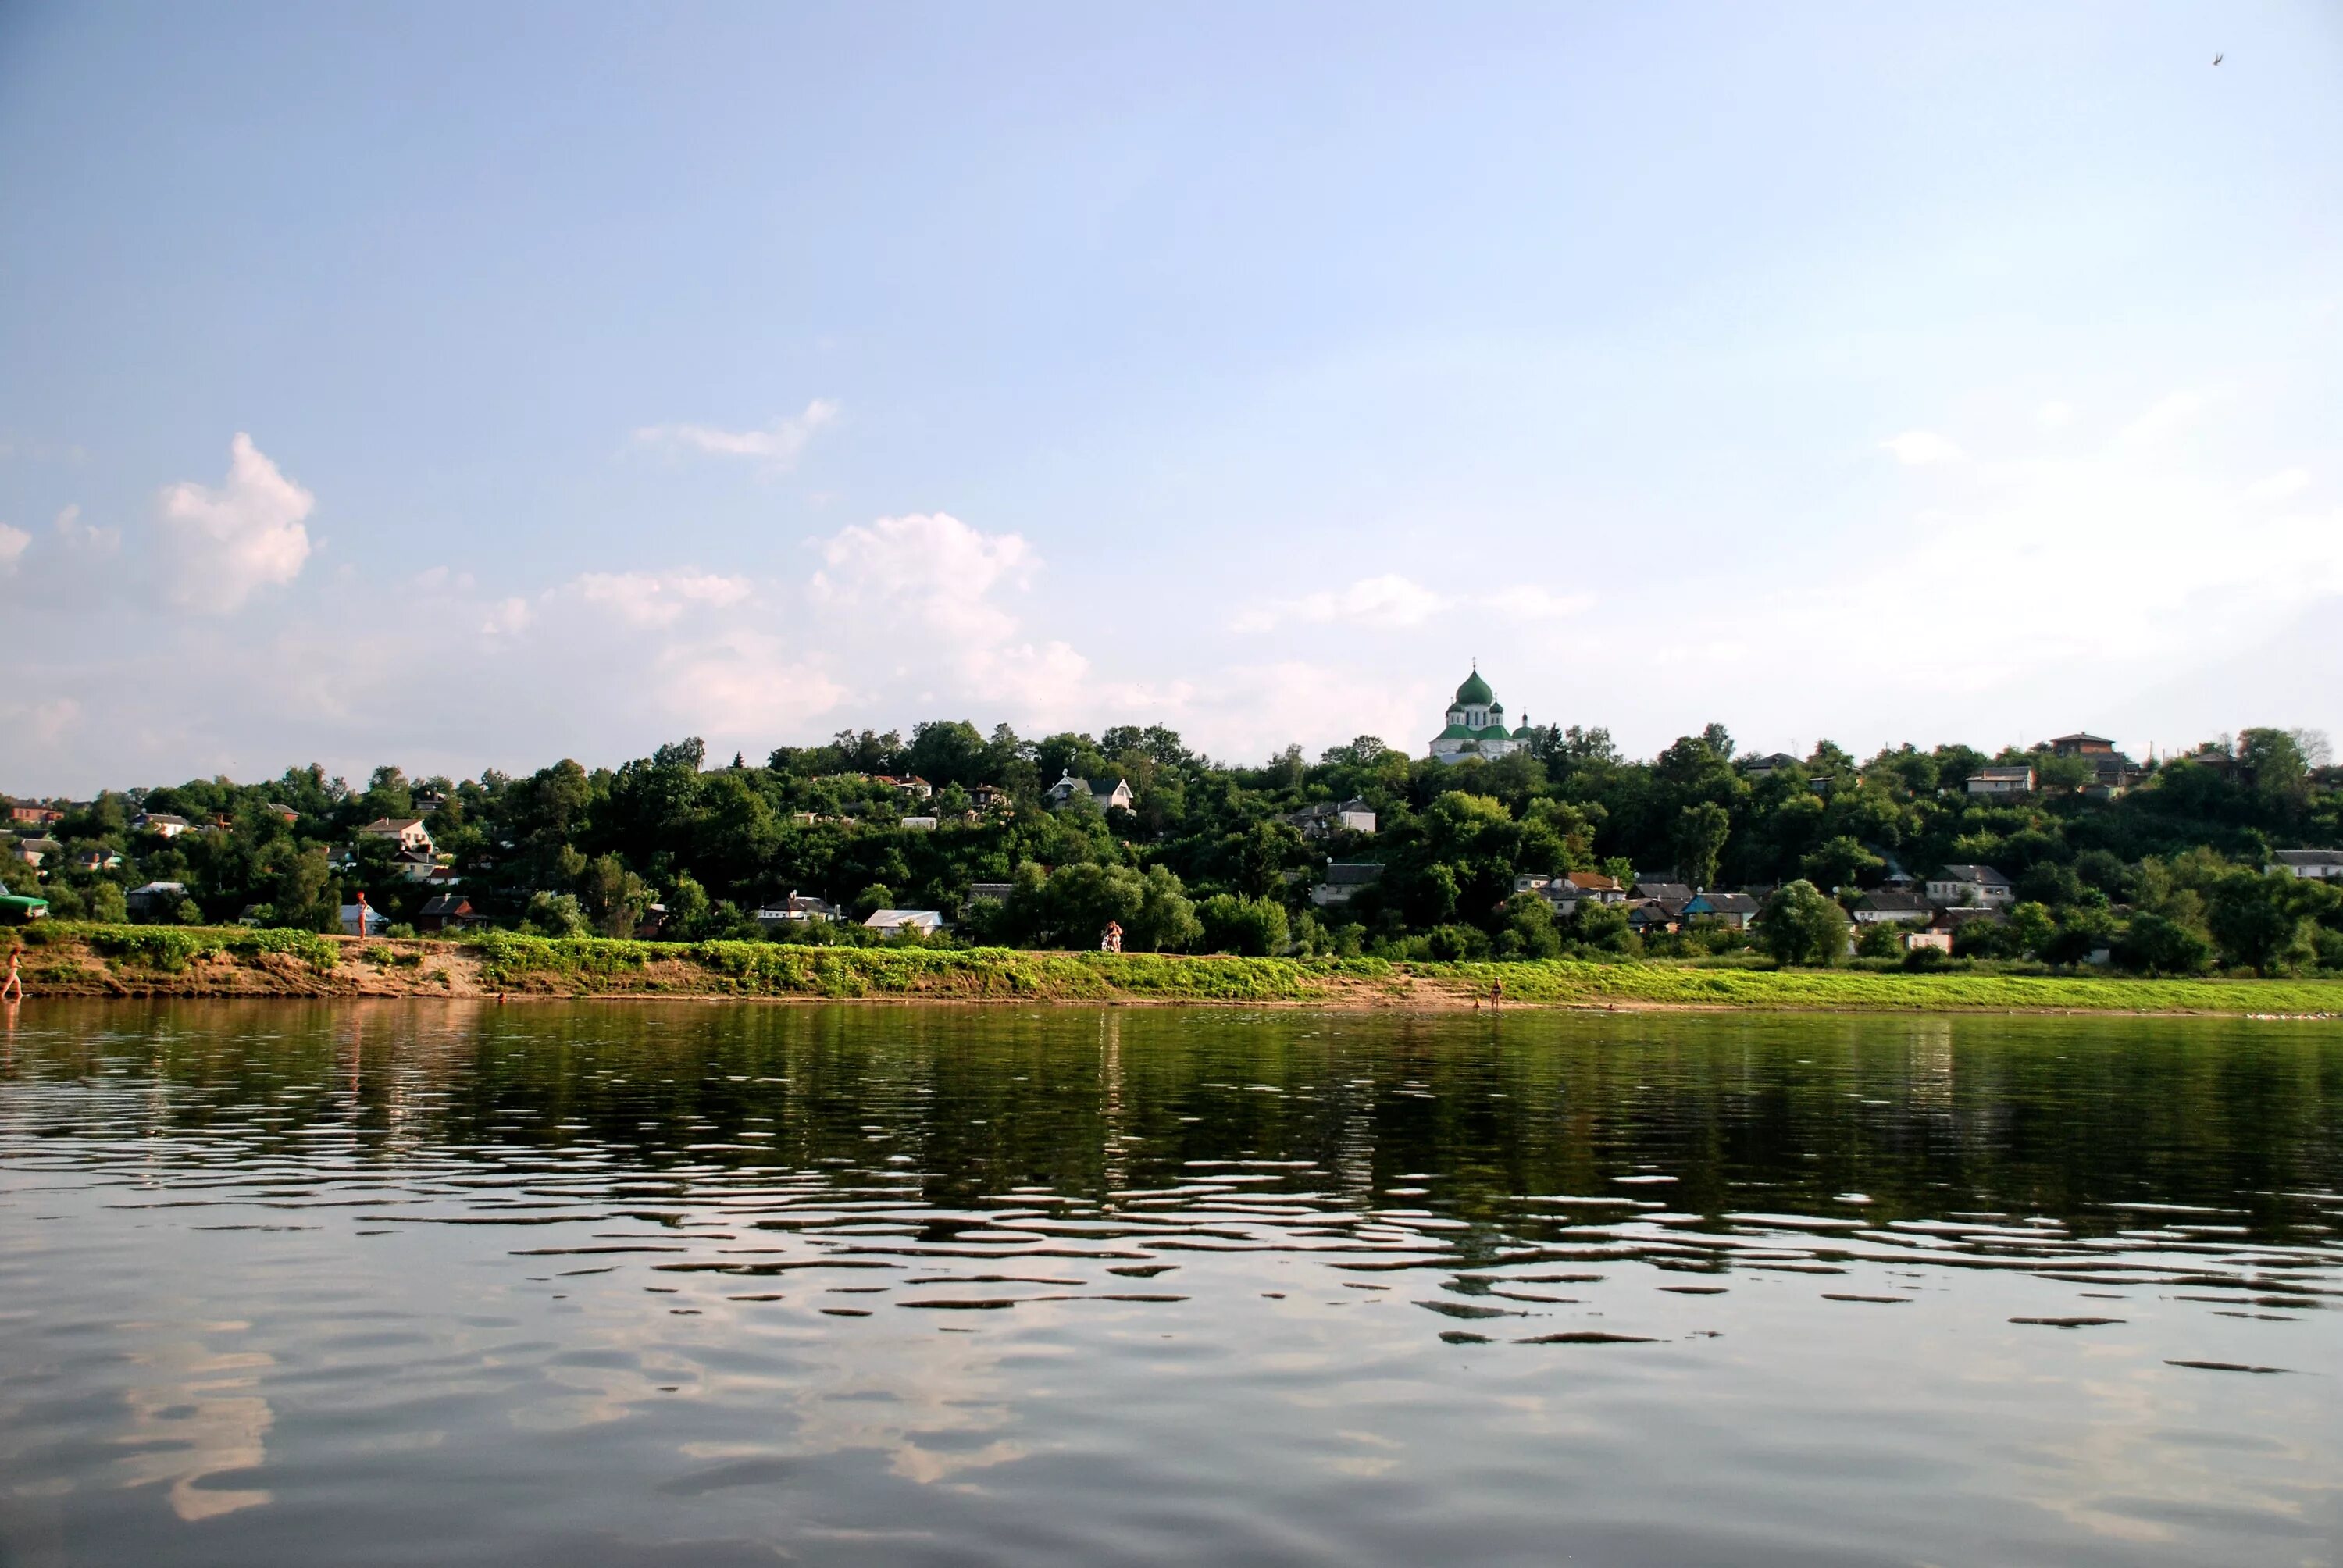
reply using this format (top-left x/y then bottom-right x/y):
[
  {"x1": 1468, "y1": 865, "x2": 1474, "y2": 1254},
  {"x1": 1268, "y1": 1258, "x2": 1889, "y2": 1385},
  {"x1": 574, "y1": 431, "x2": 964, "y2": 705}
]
[{"x1": 2213, "y1": 52, "x2": 2224, "y2": 65}]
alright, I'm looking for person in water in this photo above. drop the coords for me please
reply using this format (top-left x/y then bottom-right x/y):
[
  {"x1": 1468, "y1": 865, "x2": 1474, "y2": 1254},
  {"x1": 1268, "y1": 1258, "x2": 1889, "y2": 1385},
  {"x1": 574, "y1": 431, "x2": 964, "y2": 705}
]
[{"x1": 1, "y1": 944, "x2": 21, "y2": 1003}]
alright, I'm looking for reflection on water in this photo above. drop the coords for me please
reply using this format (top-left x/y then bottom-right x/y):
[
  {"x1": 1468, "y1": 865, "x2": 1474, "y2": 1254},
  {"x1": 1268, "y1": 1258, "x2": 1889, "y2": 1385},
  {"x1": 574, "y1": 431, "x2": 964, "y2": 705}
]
[{"x1": 2, "y1": 1000, "x2": 2339, "y2": 1566}]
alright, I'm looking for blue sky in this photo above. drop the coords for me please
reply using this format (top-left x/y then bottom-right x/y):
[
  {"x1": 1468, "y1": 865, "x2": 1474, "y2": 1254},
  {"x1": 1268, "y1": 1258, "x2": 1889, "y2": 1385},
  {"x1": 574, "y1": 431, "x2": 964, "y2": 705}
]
[{"x1": 3, "y1": 2, "x2": 2338, "y2": 793}]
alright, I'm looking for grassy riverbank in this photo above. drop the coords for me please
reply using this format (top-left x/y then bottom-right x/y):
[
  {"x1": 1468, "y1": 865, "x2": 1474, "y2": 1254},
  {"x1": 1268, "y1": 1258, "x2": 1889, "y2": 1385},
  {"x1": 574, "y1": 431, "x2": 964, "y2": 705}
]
[{"x1": 11, "y1": 924, "x2": 2343, "y2": 1014}]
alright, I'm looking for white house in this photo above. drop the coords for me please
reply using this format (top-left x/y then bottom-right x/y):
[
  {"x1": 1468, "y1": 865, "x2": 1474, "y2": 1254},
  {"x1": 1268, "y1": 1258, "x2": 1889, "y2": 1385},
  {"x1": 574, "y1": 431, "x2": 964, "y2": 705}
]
[
  {"x1": 863, "y1": 909, "x2": 944, "y2": 936},
  {"x1": 2270, "y1": 850, "x2": 2343, "y2": 881},
  {"x1": 1925, "y1": 865, "x2": 2015, "y2": 908},
  {"x1": 900, "y1": 815, "x2": 939, "y2": 832},
  {"x1": 357, "y1": 817, "x2": 436, "y2": 854},
  {"x1": 1428, "y1": 667, "x2": 1536, "y2": 764},
  {"x1": 1046, "y1": 773, "x2": 1134, "y2": 813},
  {"x1": 1966, "y1": 766, "x2": 2035, "y2": 796},
  {"x1": 132, "y1": 811, "x2": 191, "y2": 838}
]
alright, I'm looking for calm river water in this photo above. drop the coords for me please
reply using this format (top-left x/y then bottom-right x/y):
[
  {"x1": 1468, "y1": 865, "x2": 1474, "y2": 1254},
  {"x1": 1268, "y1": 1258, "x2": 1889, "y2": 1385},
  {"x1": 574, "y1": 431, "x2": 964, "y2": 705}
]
[{"x1": 2, "y1": 1001, "x2": 2339, "y2": 1566}]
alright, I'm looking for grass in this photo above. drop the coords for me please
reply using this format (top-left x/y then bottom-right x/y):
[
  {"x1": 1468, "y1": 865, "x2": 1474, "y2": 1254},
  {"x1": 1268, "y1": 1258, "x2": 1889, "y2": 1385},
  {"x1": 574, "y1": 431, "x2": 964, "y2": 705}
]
[
  {"x1": 30, "y1": 921, "x2": 340, "y2": 974},
  {"x1": 16, "y1": 924, "x2": 2343, "y2": 1013}
]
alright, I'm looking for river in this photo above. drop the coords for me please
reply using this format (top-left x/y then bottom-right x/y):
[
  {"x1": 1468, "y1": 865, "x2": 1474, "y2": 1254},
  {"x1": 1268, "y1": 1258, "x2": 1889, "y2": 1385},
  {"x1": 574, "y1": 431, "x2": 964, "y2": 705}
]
[{"x1": 2, "y1": 1001, "x2": 2338, "y2": 1565}]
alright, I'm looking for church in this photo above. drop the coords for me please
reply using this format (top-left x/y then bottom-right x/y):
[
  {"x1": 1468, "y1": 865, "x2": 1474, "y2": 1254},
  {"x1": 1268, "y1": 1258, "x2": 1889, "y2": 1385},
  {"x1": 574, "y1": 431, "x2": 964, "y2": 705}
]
[{"x1": 1428, "y1": 666, "x2": 1537, "y2": 763}]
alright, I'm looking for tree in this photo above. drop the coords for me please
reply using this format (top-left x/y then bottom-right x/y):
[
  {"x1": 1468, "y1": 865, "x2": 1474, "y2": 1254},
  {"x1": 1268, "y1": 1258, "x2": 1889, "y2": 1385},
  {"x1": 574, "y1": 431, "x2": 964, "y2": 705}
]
[
  {"x1": 270, "y1": 845, "x2": 337, "y2": 932},
  {"x1": 1753, "y1": 880, "x2": 1847, "y2": 966},
  {"x1": 1197, "y1": 894, "x2": 1289, "y2": 956},
  {"x1": 524, "y1": 892, "x2": 589, "y2": 937},
  {"x1": 1799, "y1": 836, "x2": 1884, "y2": 891},
  {"x1": 1496, "y1": 892, "x2": 1563, "y2": 959},
  {"x1": 2207, "y1": 869, "x2": 2330, "y2": 974},
  {"x1": 663, "y1": 874, "x2": 711, "y2": 940},
  {"x1": 2002, "y1": 900, "x2": 2058, "y2": 960},
  {"x1": 582, "y1": 854, "x2": 654, "y2": 938},
  {"x1": 1129, "y1": 864, "x2": 1201, "y2": 953},
  {"x1": 1568, "y1": 900, "x2": 1636, "y2": 955},
  {"x1": 1672, "y1": 802, "x2": 1731, "y2": 889},
  {"x1": 2116, "y1": 911, "x2": 2213, "y2": 975}
]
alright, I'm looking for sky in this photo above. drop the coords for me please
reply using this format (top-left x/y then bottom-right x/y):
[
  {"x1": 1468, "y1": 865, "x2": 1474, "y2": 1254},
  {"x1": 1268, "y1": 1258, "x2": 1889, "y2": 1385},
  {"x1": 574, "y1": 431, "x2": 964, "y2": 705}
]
[{"x1": 2, "y1": 2, "x2": 2338, "y2": 795}]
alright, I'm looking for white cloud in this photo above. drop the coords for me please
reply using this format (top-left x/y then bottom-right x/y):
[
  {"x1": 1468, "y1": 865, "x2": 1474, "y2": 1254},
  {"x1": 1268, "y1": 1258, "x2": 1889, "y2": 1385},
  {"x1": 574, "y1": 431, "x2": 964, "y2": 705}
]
[
  {"x1": 2118, "y1": 390, "x2": 2210, "y2": 446},
  {"x1": 1232, "y1": 572, "x2": 1451, "y2": 633},
  {"x1": 2242, "y1": 467, "x2": 2310, "y2": 504},
  {"x1": 811, "y1": 511, "x2": 1037, "y2": 643},
  {"x1": 480, "y1": 596, "x2": 533, "y2": 636},
  {"x1": 53, "y1": 504, "x2": 120, "y2": 557},
  {"x1": 2035, "y1": 401, "x2": 2074, "y2": 429},
  {"x1": 633, "y1": 398, "x2": 839, "y2": 468},
  {"x1": 573, "y1": 569, "x2": 753, "y2": 629},
  {"x1": 1879, "y1": 430, "x2": 1966, "y2": 465},
  {"x1": 1488, "y1": 584, "x2": 1596, "y2": 618},
  {"x1": 1232, "y1": 574, "x2": 1587, "y2": 633},
  {"x1": 0, "y1": 522, "x2": 27, "y2": 573},
  {"x1": 654, "y1": 629, "x2": 846, "y2": 736},
  {"x1": 155, "y1": 433, "x2": 315, "y2": 612}
]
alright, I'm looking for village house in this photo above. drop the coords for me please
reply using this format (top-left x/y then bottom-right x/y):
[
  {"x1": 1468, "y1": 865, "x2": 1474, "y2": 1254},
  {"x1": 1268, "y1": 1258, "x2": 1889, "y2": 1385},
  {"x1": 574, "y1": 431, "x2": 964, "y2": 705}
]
[
  {"x1": 1564, "y1": 871, "x2": 1627, "y2": 903},
  {"x1": 755, "y1": 892, "x2": 839, "y2": 924},
  {"x1": 2038, "y1": 732, "x2": 2144, "y2": 793},
  {"x1": 2270, "y1": 849, "x2": 2343, "y2": 881},
  {"x1": 125, "y1": 881, "x2": 188, "y2": 917},
  {"x1": 7, "y1": 802, "x2": 65, "y2": 826},
  {"x1": 1853, "y1": 889, "x2": 1934, "y2": 925},
  {"x1": 1741, "y1": 753, "x2": 1802, "y2": 779},
  {"x1": 900, "y1": 815, "x2": 939, "y2": 832},
  {"x1": 1966, "y1": 765, "x2": 2035, "y2": 796},
  {"x1": 1926, "y1": 865, "x2": 2015, "y2": 908},
  {"x1": 1284, "y1": 798, "x2": 1378, "y2": 839},
  {"x1": 1681, "y1": 891, "x2": 1759, "y2": 929},
  {"x1": 1311, "y1": 861, "x2": 1384, "y2": 907},
  {"x1": 1045, "y1": 773, "x2": 1134, "y2": 813},
  {"x1": 356, "y1": 817, "x2": 435, "y2": 854},
  {"x1": 863, "y1": 908, "x2": 944, "y2": 936},
  {"x1": 132, "y1": 811, "x2": 191, "y2": 838},
  {"x1": 1630, "y1": 881, "x2": 1694, "y2": 905},
  {"x1": 12, "y1": 836, "x2": 62, "y2": 867},
  {"x1": 966, "y1": 882, "x2": 1015, "y2": 903},
  {"x1": 969, "y1": 784, "x2": 1010, "y2": 813},
  {"x1": 72, "y1": 847, "x2": 124, "y2": 873},
  {"x1": 1428, "y1": 668, "x2": 1537, "y2": 764},
  {"x1": 262, "y1": 802, "x2": 301, "y2": 824},
  {"x1": 415, "y1": 894, "x2": 484, "y2": 933},
  {"x1": 872, "y1": 775, "x2": 934, "y2": 801},
  {"x1": 393, "y1": 846, "x2": 440, "y2": 882},
  {"x1": 1626, "y1": 901, "x2": 1681, "y2": 935}
]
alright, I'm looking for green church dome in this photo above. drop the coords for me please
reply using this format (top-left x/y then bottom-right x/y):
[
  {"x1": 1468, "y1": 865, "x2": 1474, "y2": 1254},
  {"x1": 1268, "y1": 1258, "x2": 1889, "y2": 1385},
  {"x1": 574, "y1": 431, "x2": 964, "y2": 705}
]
[{"x1": 1453, "y1": 668, "x2": 1494, "y2": 706}]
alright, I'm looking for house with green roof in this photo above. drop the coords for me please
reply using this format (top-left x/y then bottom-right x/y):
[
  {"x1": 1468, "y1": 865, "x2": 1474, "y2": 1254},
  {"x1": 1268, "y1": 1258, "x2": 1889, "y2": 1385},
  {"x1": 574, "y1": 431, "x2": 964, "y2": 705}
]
[{"x1": 1428, "y1": 666, "x2": 1537, "y2": 764}]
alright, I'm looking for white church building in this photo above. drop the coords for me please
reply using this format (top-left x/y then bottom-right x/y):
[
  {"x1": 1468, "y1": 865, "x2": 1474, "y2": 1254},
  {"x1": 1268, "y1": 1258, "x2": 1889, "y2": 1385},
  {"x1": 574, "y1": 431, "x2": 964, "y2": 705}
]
[{"x1": 1428, "y1": 667, "x2": 1538, "y2": 764}]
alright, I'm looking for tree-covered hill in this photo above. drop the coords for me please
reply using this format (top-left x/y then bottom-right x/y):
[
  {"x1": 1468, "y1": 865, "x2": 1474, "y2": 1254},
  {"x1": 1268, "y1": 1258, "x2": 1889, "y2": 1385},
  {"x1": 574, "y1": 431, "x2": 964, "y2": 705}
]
[{"x1": 6, "y1": 720, "x2": 2338, "y2": 976}]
